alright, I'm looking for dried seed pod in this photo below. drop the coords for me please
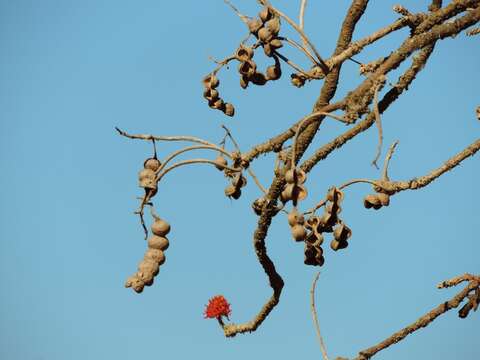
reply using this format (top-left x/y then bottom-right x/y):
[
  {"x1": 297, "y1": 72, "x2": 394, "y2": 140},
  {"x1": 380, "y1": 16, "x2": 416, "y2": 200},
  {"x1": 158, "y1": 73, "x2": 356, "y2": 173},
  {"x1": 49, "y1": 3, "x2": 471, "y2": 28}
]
[
  {"x1": 269, "y1": 38, "x2": 283, "y2": 50},
  {"x1": 203, "y1": 88, "x2": 219, "y2": 101},
  {"x1": 326, "y1": 202, "x2": 341, "y2": 216},
  {"x1": 224, "y1": 184, "x2": 241, "y2": 199},
  {"x1": 287, "y1": 208, "x2": 303, "y2": 226},
  {"x1": 240, "y1": 75, "x2": 249, "y2": 89},
  {"x1": 263, "y1": 43, "x2": 273, "y2": 57},
  {"x1": 327, "y1": 187, "x2": 344, "y2": 203},
  {"x1": 285, "y1": 169, "x2": 296, "y2": 184},
  {"x1": 377, "y1": 193, "x2": 390, "y2": 206},
  {"x1": 144, "y1": 158, "x2": 161, "y2": 171},
  {"x1": 238, "y1": 59, "x2": 257, "y2": 78},
  {"x1": 280, "y1": 183, "x2": 295, "y2": 202},
  {"x1": 138, "y1": 168, "x2": 157, "y2": 189},
  {"x1": 125, "y1": 275, "x2": 138, "y2": 288},
  {"x1": 223, "y1": 103, "x2": 235, "y2": 117},
  {"x1": 213, "y1": 155, "x2": 228, "y2": 170},
  {"x1": 247, "y1": 18, "x2": 263, "y2": 34},
  {"x1": 305, "y1": 216, "x2": 319, "y2": 231},
  {"x1": 266, "y1": 63, "x2": 281, "y2": 81},
  {"x1": 235, "y1": 45, "x2": 254, "y2": 61},
  {"x1": 259, "y1": 6, "x2": 273, "y2": 23},
  {"x1": 364, "y1": 194, "x2": 382, "y2": 209},
  {"x1": 258, "y1": 27, "x2": 273, "y2": 43},
  {"x1": 144, "y1": 248, "x2": 165, "y2": 264},
  {"x1": 129, "y1": 277, "x2": 145, "y2": 293},
  {"x1": 296, "y1": 169, "x2": 306, "y2": 184},
  {"x1": 291, "y1": 73, "x2": 306, "y2": 88},
  {"x1": 330, "y1": 239, "x2": 348, "y2": 251},
  {"x1": 232, "y1": 173, "x2": 247, "y2": 188},
  {"x1": 333, "y1": 223, "x2": 352, "y2": 242},
  {"x1": 265, "y1": 17, "x2": 280, "y2": 36},
  {"x1": 137, "y1": 270, "x2": 154, "y2": 283},
  {"x1": 203, "y1": 74, "x2": 219, "y2": 89},
  {"x1": 291, "y1": 224, "x2": 307, "y2": 242},
  {"x1": 139, "y1": 259, "x2": 160, "y2": 275},
  {"x1": 209, "y1": 98, "x2": 225, "y2": 110},
  {"x1": 148, "y1": 235, "x2": 169, "y2": 251},
  {"x1": 250, "y1": 72, "x2": 268, "y2": 86},
  {"x1": 151, "y1": 218, "x2": 170, "y2": 236},
  {"x1": 294, "y1": 184, "x2": 308, "y2": 201}
]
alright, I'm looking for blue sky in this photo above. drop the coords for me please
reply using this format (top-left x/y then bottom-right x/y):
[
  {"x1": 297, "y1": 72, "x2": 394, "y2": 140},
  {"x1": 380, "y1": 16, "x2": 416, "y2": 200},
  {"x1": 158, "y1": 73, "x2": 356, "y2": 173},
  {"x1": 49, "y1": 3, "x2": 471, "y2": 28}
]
[{"x1": 0, "y1": 1, "x2": 478, "y2": 359}]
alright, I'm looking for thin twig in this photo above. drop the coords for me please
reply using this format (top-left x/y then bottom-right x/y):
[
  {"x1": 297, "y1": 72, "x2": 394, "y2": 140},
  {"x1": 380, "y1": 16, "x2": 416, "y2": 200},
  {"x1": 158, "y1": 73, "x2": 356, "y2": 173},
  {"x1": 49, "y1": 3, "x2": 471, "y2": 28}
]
[
  {"x1": 277, "y1": 36, "x2": 317, "y2": 65},
  {"x1": 224, "y1": 0, "x2": 249, "y2": 24},
  {"x1": 310, "y1": 272, "x2": 329, "y2": 360},
  {"x1": 371, "y1": 82, "x2": 384, "y2": 169},
  {"x1": 381, "y1": 141, "x2": 399, "y2": 180},
  {"x1": 299, "y1": 0, "x2": 308, "y2": 48},
  {"x1": 156, "y1": 159, "x2": 241, "y2": 183}
]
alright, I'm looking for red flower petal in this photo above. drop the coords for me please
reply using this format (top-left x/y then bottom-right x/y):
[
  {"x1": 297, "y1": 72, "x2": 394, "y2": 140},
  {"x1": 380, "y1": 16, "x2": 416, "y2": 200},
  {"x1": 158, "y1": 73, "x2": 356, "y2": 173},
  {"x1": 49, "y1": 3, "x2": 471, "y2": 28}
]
[{"x1": 204, "y1": 295, "x2": 232, "y2": 319}]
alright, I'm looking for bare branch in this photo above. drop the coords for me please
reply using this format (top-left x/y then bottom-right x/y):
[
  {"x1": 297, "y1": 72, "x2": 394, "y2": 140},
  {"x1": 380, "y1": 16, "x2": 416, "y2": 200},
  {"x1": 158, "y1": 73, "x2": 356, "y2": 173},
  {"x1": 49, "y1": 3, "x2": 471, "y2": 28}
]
[
  {"x1": 310, "y1": 272, "x2": 329, "y2": 360},
  {"x1": 299, "y1": 0, "x2": 308, "y2": 49}
]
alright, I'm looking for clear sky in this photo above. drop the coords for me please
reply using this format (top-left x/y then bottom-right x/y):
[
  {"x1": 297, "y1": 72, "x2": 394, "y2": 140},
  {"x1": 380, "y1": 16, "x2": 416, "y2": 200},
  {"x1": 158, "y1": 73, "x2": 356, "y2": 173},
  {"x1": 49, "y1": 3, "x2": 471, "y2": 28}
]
[{"x1": 0, "y1": 1, "x2": 479, "y2": 359}]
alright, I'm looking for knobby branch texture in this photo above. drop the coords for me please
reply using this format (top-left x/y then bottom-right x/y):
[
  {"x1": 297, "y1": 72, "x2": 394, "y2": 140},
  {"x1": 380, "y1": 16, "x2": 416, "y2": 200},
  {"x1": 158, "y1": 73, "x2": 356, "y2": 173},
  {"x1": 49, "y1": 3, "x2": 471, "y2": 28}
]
[{"x1": 117, "y1": 0, "x2": 479, "y2": 357}]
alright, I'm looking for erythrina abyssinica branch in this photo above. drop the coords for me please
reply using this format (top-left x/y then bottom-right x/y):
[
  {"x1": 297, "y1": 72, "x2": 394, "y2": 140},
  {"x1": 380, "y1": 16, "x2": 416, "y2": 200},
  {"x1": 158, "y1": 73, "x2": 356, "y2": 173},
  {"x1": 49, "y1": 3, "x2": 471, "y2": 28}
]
[{"x1": 117, "y1": 0, "x2": 479, "y2": 355}]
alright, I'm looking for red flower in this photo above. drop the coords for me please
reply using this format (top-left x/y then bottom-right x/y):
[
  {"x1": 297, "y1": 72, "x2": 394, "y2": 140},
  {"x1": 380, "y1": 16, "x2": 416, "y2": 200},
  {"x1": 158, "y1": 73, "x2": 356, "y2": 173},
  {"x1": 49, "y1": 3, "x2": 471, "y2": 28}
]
[{"x1": 204, "y1": 295, "x2": 231, "y2": 319}]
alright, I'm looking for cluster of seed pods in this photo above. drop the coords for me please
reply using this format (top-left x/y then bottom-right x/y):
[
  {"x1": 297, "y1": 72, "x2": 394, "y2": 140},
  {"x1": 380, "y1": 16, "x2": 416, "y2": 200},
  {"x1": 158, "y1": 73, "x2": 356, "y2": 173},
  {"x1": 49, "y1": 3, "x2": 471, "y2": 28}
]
[
  {"x1": 203, "y1": 73, "x2": 235, "y2": 117},
  {"x1": 224, "y1": 173, "x2": 247, "y2": 200},
  {"x1": 235, "y1": 45, "x2": 282, "y2": 89},
  {"x1": 138, "y1": 157, "x2": 161, "y2": 198},
  {"x1": 125, "y1": 215, "x2": 171, "y2": 293},
  {"x1": 363, "y1": 192, "x2": 390, "y2": 210},
  {"x1": 247, "y1": 6, "x2": 283, "y2": 58},
  {"x1": 280, "y1": 168, "x2": 308, "y2": 205}
]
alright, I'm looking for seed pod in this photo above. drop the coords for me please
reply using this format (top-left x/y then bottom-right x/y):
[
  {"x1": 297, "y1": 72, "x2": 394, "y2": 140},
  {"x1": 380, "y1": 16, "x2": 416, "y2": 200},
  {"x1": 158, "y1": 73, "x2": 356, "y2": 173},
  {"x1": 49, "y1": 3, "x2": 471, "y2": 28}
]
[
  {"x1": 139, "y1": 259, "x2": 160, "y2": 275},
  {"x1": 223, "y1": 103, "x2": 235, "y2": 117},
  {"x1": 263, "y1": 43, "x2": 273, "y2": 57},
  {"x1": 280, "y1": 183, "x2": 295, "y2": 202},
  {"x1": 266, "y1": 63, "x2": 281, "y2": 81},
  {"x1": 333, "y1": 223, "x2": 352, "y2": 242},
  {"x1": 144, "y1": 248, "x2": 165, "y2": 264},
  {"x1": 137, "y1": 270, "x2": 154, "y2": 283},
  {"x1": 258, "y1": 27, "x2": 273, "y2": 43},
  {"x1": 238, "y1": 60, "x2": 257, "y2": 78},
  {"x1": 259, "y1": 6, "x2": 273, "y2": 23},
  {"x1": 305, "y1": 216, "x2": 319, "y2": 231},
  {"x1": 247, "y1": 18, "x2": 263, "y2": 34},
  {"x1": 148, "y1": 235, "x2": 169, "y2": 251},
  {"x1": 294, "y1": 184, "x2": 308, "y2": 201},
  {"x1": 285, "y1": 169, "x2": 296, "y2": 183},
  {"x1": 225, "y1": 184, "x2": 241, "y2": 199},
  {"x1": 327, "y1": 187, "x2": 344, "y2": 203},
  {"x1": 364, "y1": 194, "x2": 382, "y2": 209},
  {"x1": 269, "y1": 38, "x2": 283, "y2": 50},
  {"x1": 291, "y1": 224, "x2": 307, "y2": 242},
  {"x1": 326, "y1": 202, "x2": 341, "y2": 216},
  {"x1": 377, "y1": 193, "x2": 390, "y2": 206},
  {"x1": 287, "y1": 208, "x2": 300, "y2": 226},
  {"x1": 266, "y1": 17, "x2": 280, "y2": 36},
  {"x1": 214, "y1": 155, "x2": 228, "y2": 170},
  {"x1": 315, "y1": 253, "x2": 325, "y2": 266},
  {"x1": 151, "y1": 218, "x2": 170, "y2": 236},
  {"x1": 330, "y1": 239, "x2": 348, "y2": 251},
  {"x1": 232, "y1": 173, "x2": 247, "y2": 188},
  {"x1": 291, "y1": 73, "x2": 306, "y2": 88},
  {"x1": 296, "y1": 169, "x2": 306, "y2": 184},
  {"x1": 138, "y1": 168, "x2": 157, "y2": 189},
  {"x1": 203, "y1": 74, "x2": 219, "y2": 89},
  {"x1": 129, "y1": 277, "x2": 145, "y2": 293},
  {"x1": 240, "y1": 75, "x2": 249, "y2": 89},
  {"x1": 203, "y1": 88, "x2": 219, "y2": 101},
  {"x1": 144, "y1": 158, "x2": 161, "y2": 171},
  {"x1": 125, "y1": 275, "x2": 137, "y2": 288},
  {"x1": 235, "y1": 45, "x2": 254, "y2": 61},
  {"x1": 250, "y1": 72, "x2": 268, "y2": 86},
  {"x1": 209, "y1": 98, "x2": 225, "y2": 111}
]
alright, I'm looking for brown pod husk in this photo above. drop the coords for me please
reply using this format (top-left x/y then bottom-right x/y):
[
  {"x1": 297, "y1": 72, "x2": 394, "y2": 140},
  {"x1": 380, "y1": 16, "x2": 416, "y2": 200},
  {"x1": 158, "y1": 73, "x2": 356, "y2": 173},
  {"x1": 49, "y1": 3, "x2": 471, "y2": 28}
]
[
  {"x1": 291, "y1": 73, "x2": 306, "y2": 88},
  {"x1": 235, "y1": 45, "x2": 254, "y2": 61},
  {"x1": 213, "y1": 155, "x2": 228, "y2": 170},
  {"x1": 258, "y1": 27, "x2": 273, "y2": 43},
  {"x1": 269, "y1": 38, "x2": 283, "y2": 50},
  {"x1": 209, "y1": 98, "x2": 225, "y2": 110},
  {"x1": 265, "y1": 17, "x2": 280, "y2": 36},
  {"x1": 285, "y1": 169, "x2": 296, "y2": 184},
  {"x1": 263, "y1": 43, "x2": 274, "y2": 57},
  {"x1": 305, "y1": 216, "x2": 319, "y2": 231},
  {"x1": 287, "y1": 208, "x2": 303, "y2": 227},
  {"x1": 280, "y1": 183, "x2": 295, "y2": 202},
  {"x1": 315, "y1": 253, "x2": 325, "y2": 266},
  {"x1": 364, "y1": 194, "x2": 382, "y2": 209},
  {"x1": 294, "y1": 184, "x2": 308, "y2": 201},
  {"x1": 138, "y1": 259, "x2": 159, "y2": 274},
  {"x1": 130, "y1": 277, "x2": 145, "y2": 293},
  {"x1": 144, "y1": 248, "x2": 165, "y2": 264},
  {"x1": 138, "y1": 168, "x2": 157, "y2": 190},
  {"x1": 333, "y1": 223, "x2": 352, "y2": 242},
  {"x1": 295, "y1": 169, "x2": 306, "y2": 184},
  {"x1": 223, "y1": 103, "x2": 235, "y2": 117},
  {"x1": 247, "y1": 18, "x2": 263, "y2": 34},
  {"x1": 240, "y1": 75, "x2": 249, "y2": 89},
  {"x1": 203, "y1": 88, "x2": 219, "y2": 101},
  {"x1": 232, "y1": 173, "x2": 247, "y2": 188},
  {"x1": 377, "y1": 193, "x2": 390, "y2": 206},
  {"x1": 151, "y1": 218, "x2": 170, "y2": 236},
  {"x1": 330, "y1": 239, "x2": 348, "y2": 251},
  {"x1": 259, "y1": 6, "x2": 273, "y2": 23},
  {"x1": 225, "y1": 184, "x2": 241, "y2": 199},
  {"x1": 291, "y1": 224, "x2": 307, "y2": 242},
  {"x1": 266, "y1": 63, "x2": 281, "y2": 81},
  {"x1": 137, "y1": 270, "x2": 154, "y2": 283},
  {"x1": 125, "y1": 275, "x2": 137, "y2": 288},
  {"x1": 148, "y1": 235, "x2": 169, "y2": 251},
  {"x1": 250, "y1": 72, "x2": 267, "y2": 86},
  {"x1": 238, "y1": 60, "x2": 257, "y2": 78},
  {"x1": 144, "y1": 158, "x2": 161, "y2": 171},
  {"x1": 327, "y1": 187, "x2": 344, "y2": 203},
  {"x1": 325, "y1": 202, "x2": 341, "y2": 216},
  {"x1": 203, "y1": 74, "x2": 219, "y2": 89}
]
